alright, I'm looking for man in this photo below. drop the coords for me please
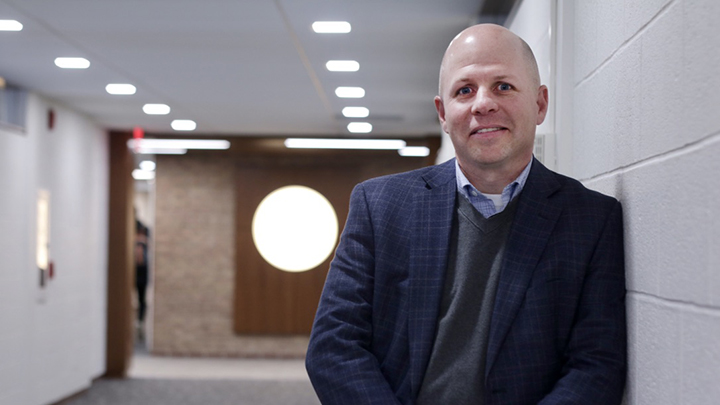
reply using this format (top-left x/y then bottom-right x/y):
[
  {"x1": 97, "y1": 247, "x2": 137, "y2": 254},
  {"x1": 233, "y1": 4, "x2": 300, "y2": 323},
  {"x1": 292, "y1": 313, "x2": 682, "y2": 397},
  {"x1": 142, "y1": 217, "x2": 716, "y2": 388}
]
[{"x1": 306, "y1": 24, "x2": 626, "y2": 405}]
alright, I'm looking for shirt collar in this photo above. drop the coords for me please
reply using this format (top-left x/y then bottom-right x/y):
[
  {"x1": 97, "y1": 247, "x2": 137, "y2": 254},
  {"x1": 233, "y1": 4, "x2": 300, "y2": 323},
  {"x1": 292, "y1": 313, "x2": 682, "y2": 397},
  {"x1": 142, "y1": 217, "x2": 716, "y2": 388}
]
[{"x1": 455, "y1": 158, "x2": 533, "y2": 217}]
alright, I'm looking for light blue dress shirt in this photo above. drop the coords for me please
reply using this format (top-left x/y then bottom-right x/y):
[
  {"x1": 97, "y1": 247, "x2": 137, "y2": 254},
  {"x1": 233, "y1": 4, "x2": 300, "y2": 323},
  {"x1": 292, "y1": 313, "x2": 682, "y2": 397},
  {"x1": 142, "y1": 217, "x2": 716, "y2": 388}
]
[{"x1": 455, "y1": 158, "x2": 533, "y2": 218}]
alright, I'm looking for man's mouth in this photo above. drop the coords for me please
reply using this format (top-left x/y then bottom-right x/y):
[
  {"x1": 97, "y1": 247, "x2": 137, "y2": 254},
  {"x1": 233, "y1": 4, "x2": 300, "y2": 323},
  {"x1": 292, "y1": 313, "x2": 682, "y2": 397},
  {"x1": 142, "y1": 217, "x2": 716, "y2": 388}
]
[{"x1": 471, "y1": 127, "x2": 506, "y2": 135}]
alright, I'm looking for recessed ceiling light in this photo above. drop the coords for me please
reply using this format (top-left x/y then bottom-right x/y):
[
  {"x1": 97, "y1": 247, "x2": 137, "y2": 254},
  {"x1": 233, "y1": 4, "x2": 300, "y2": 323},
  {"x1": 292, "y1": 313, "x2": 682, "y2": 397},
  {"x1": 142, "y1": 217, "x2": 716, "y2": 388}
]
[
  {"x1": 285, "y1": 138, "x2": 405, "y2": 150},
  {"x1": 171, "y1": 120, "x2": 197, "y2": 131},
  {"x1": 342, "y1": 106, "x2": 369, "y2": 118},
  {"x1": 142, "y1": 104, "x2": 171, "y2": 115},
  {"x1": 326, "y1": 60, "x2": 359, "y2": 72},
  {"x1": 347, "y1": 122, "x2": 372, "y2": 134},
  {"x1": 132, "y1": 169, "x2": 156, "y2": 180},
  {"x1": 399, "y1": 146, "x2": 431, "y2": 157},
  {"x1": 0, "y1": 20, "x2": 23, "y2": 31},
  {"x1": 139, "y1": 160, "x2": 156, "y2": 171},
  {"x1": 335, "y1": 87, "x2": 365, "y2": 98},
  {"x1": 312, "y1": 21, "x2": 351, "y2": 34},
  {"x1": 54, "y1": 57, "x2": 90, "y2": 69},
  {"x1": 105, "y1": 83, "x2": 136, "y2": 95}
]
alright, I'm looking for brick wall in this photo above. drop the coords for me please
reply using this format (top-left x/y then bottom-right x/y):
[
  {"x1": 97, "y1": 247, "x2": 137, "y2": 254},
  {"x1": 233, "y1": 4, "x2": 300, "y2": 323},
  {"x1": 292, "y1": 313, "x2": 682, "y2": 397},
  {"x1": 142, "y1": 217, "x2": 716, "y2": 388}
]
[{"x1": 153, "y1": 153, "x2": 311, "y2": 357}]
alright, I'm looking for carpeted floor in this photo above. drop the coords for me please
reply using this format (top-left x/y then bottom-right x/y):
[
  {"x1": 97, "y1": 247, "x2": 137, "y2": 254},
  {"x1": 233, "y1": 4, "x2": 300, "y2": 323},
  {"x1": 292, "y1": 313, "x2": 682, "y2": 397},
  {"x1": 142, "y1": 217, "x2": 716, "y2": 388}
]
[{"x1": 62, "y1": 378, "x2": 321, "y2": 405}]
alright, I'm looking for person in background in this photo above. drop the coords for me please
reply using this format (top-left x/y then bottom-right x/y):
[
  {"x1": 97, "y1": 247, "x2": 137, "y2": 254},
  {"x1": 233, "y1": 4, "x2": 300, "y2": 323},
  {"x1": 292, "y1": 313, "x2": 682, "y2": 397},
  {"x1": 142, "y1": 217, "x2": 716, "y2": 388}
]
[
  {"x1": 306, "y1": 24, "x2": 626, "y2": 405},
  {"x1": 135, "y1": 219, "x2": 149, "y2": 339}
]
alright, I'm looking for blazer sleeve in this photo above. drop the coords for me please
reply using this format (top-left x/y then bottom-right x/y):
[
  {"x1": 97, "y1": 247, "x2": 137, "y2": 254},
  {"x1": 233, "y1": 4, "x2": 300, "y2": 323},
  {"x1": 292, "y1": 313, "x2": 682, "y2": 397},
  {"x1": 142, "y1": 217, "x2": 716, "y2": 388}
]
[
  {"x1": 306, "y1": 183, "x2": 403, "y2": 405},
  {"x1": 538, "y1": 200, "x2": 627, "y2": 405}
]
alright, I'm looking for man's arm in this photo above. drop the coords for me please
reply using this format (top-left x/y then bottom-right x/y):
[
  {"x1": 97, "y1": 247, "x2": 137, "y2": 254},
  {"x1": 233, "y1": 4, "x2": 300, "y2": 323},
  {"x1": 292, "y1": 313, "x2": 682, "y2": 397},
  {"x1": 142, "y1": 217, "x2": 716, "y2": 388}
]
[
  {"x1": 538, "y1": 200, "x2": 627, "y2": 405},
  {"x1": 306, "y1": 183, "x2": 402, "y2": 405}
]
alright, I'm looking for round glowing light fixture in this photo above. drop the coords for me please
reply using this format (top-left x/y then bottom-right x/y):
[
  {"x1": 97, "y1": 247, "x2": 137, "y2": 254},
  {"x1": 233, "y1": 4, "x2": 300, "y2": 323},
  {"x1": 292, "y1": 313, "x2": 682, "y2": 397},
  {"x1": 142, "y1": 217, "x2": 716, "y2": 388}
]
[{"x1": 252, "y1": 185, "x2": 338, "y2": 272}]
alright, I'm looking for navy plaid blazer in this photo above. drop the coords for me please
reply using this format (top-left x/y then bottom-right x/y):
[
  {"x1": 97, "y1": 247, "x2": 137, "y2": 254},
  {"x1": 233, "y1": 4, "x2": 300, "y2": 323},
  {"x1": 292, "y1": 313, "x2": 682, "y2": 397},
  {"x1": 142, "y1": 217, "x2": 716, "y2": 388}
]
[{"x1": 306, "y1": 158, "x2": 626, "y2": 405}]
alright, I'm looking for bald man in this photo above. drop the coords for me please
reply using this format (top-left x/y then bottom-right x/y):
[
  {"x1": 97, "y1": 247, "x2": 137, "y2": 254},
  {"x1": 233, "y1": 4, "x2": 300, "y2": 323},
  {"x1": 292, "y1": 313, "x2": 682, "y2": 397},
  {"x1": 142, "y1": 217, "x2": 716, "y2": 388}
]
[{"x1": 306, "y1": 24, "x2": 626, "y2": 405}]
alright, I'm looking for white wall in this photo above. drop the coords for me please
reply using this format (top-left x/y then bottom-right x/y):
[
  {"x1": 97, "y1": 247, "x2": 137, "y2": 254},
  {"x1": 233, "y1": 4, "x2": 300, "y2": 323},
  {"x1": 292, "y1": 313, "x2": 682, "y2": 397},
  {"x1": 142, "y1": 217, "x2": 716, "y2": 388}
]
[
  {"x1": 507, "y1": 0, "x2": 557, "y2": 169},
  {"x1": 561, "y1": 0, "x2": 720, "y2": 403},
  {"x1": 0, "y1": 93, "x2": 108, "y2": 405}
]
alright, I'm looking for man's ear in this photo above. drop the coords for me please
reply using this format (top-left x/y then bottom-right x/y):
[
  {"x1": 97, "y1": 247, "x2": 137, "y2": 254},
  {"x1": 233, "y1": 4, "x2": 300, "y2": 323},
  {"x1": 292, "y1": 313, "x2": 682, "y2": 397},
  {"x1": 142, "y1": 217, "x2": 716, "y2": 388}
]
[
  {"x1": 434, "y1": 96, "x2": 447, "y2": 132},
  {"x1": 536, "y1": 85, "x2": 549, "y2": 125}
]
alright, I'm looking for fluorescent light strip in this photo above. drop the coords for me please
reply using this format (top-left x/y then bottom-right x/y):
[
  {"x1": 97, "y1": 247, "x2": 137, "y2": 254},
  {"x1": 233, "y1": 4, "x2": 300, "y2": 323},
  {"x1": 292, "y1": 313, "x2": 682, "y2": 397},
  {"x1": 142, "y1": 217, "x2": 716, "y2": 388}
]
[
  {"x1": 54, "y1": 57, "x2": 90, "y2": 69},
  {"x1": 312, "y1": 21, "x2": 351, "y2": 33},
  {"x1": 128, "y1": 139, "x2": 230, "y2": 150},
  {"x1": 326, "y1": 60, "x2": 359, "y2": 72},
  {"x1": 0, "y1": 20, "x2": 23, "y2": 31},
  {"x1": 143, "y1": 103, "x2": 171, "y2": 115},
  {"x1": 106, "y1": 83, "x2": 136, "y2": 95},
  {"x1": 398, "y1": 146, "x2": 431, "y2": 157},
  {"x1": 136, "y1": 148, "x2": 187, "y2": 155},
  {"x1": 285, "y1": 138, "x2": 406, "y2": 150}
]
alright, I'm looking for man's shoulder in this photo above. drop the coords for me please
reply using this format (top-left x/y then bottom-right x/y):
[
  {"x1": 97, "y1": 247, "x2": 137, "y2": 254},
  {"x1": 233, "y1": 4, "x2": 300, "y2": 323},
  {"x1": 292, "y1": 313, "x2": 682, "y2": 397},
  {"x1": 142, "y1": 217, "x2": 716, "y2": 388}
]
[
  {"x1": 537, "y1": 164, "x2": 620, "y2": 210},
  {"x1": 359, "y1": 159, "x2": 455, "y2": 192}
]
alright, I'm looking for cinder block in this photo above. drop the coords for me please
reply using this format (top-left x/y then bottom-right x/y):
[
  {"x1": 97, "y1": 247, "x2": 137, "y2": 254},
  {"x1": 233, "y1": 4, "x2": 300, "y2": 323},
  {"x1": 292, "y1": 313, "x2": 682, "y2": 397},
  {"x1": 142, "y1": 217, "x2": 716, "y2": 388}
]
[
  {"x1": 617, "y1": 174, "x2": 660, "y2": 298},
  {"x1": 622, "y1": 138, "x2": 720, "y2": 306},
  {"x1": 596, "y1": 0, "x2": 628, "y2": 65},
  {"x1": 624, "y1": 0, "x2": 673, "y2": 41},
  {"x1": 631, "y1": 294, "x2": 681, "y2": 404},
  {"x1": 681, "y1": 308, "x2": 720, "y2": 404},
  {"x1": 583, "y1": 173, "x2": 655, "y2": 296},
  {"x1": 574, "y1": 0, "x2": 599, "y2": 83},
  {"x1": 573, "y1": 73, "x2": 607, "y2": 177},
  {"x1": 573, "y1": 39, "x2": 642, "y2": 179},
  {"x1": 607, "y1": 41, "x2": 643, "y2": 171},
  {"x1": 640, "y1": 2, "x2": 687, "y2": 158},
  {"x1": 683, "y1": 0, "x2": 720, "y2": 140}
]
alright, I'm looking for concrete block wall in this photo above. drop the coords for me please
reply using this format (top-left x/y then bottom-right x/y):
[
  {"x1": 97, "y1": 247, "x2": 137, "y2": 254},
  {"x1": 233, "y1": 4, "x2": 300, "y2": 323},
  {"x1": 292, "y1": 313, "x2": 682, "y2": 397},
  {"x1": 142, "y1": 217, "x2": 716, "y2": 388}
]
[
  {"x1": 569, "y1": 0, "x2": 720, "y2": 403},
  {"x1": 0, "y1": 94, "x2": 108, "y2": 405}
]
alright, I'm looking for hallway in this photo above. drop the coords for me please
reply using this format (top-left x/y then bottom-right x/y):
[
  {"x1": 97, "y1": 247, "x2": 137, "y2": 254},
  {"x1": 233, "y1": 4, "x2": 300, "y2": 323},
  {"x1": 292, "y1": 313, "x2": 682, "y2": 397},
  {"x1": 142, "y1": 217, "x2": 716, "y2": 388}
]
[{"x1": 62, "y1": 352, "x2": 319, "y2": 405}]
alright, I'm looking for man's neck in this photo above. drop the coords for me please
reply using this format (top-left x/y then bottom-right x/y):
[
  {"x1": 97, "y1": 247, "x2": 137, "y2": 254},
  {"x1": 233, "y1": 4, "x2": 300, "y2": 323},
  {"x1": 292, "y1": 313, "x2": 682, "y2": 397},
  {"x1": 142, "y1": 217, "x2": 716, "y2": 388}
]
[{"x1": 459, "y1": 157, "x2": 532, "y2": 194}]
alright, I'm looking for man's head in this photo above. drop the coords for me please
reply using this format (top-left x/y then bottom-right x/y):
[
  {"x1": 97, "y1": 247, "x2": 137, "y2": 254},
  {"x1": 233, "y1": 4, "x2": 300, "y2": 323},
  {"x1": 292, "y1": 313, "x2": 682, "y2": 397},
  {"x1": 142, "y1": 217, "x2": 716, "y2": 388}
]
[{"x1": 435, "y1": 24, "x2": 548, "y2": 185}]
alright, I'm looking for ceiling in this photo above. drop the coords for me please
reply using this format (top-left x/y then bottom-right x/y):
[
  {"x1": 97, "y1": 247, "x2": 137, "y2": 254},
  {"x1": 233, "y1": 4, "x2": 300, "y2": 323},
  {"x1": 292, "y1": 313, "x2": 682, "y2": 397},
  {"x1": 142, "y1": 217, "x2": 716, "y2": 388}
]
[{"x1": 0, "y1": 0, "x2": 514, "y2": 138}]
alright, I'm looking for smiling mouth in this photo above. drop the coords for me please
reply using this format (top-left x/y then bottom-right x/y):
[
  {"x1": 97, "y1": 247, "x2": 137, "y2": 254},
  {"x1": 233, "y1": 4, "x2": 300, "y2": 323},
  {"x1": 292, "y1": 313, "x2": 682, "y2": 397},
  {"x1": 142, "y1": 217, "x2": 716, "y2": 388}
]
[{"x1": 471, "y1": 127, "x2": 506, "y2": 135}]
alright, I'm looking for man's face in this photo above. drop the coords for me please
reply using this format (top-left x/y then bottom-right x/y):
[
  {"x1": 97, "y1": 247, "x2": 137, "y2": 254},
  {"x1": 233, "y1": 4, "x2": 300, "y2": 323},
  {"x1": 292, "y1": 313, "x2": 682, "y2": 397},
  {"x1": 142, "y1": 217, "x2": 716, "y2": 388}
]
[{"x1": 435, "y1": 28, "x2": 548, "y2": 176}]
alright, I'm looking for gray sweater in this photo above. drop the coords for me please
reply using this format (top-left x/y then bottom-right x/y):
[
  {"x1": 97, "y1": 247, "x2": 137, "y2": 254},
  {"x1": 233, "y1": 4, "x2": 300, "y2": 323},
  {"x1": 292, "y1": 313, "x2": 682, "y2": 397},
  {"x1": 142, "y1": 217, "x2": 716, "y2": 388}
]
[{"x1": 417, "y1": 193, "x2": 519, "y2": 405}]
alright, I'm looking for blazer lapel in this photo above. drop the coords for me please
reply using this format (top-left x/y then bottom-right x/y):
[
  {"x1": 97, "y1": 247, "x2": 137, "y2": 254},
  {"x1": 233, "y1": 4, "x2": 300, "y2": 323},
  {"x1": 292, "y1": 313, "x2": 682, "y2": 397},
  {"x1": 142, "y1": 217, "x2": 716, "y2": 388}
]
[
  {"x1": 485, "y1": 159, "x2": 563, "y2": 376},
  {"x1": 408, "y1": 160, "x2": 456, "y2": 397}
]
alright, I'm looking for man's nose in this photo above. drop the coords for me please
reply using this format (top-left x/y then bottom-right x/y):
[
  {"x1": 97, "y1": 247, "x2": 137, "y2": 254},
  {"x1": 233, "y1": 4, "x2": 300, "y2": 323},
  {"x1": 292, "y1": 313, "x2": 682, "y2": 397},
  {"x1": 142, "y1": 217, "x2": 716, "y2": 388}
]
[{"x1": 471, "y1": 89, "x2": 498, "y2": 115}]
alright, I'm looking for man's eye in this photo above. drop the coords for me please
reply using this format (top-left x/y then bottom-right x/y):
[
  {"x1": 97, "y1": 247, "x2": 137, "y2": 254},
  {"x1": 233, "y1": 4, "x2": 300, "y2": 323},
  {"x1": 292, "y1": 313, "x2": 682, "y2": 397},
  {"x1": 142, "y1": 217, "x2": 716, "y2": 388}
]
[
  {"x1": 457, "y1": 87, "x2": 472, "y2": 95},
  {"x1": 498, "y1": 83, "x2": 513, "y2": 91}
]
